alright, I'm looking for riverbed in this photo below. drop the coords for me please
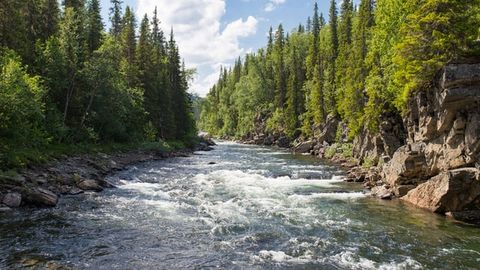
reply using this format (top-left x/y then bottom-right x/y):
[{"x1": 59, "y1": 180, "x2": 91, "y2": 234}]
[{"x1": 1, "y1": 141, "x2": 479, "y2": 269}]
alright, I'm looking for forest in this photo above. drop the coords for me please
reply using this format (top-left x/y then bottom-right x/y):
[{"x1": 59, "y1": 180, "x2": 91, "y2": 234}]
[
  {"x1": 199, "y1": 0, "x2": 480, "y2": 144},
  {"x1": 0, "y1": 0, "x2": 196, "y2": 168}
]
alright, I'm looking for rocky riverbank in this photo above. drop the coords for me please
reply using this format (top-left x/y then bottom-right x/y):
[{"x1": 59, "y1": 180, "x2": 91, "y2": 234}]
[
  {"x1": 0, "y1": 139, "x2": 216, "y2": 211},
  {"x1": 237, "y1": 62, "x2": 480, "y2": 225}
]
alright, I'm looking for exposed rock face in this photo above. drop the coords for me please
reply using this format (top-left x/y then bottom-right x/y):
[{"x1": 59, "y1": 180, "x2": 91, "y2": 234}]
[
  {"x1": 382, "y1": 63, "x2": 480, "y2": 218},
  {"x1": 353, "y1": 113, "x2": 406, "y2": 165},
  {"x1": 314, "y1": 115, "x2": 340, "y2": 144}
]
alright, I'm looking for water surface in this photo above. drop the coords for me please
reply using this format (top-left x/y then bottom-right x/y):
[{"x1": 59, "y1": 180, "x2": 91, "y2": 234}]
[{"x1": 1, "y1": 141, "x2": 480, "y2": 269}]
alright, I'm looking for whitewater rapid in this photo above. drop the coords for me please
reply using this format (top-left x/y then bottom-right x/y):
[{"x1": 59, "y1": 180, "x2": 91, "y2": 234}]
[{"x1": 1, "y1": 141, "x2": 479, "y2": 269}]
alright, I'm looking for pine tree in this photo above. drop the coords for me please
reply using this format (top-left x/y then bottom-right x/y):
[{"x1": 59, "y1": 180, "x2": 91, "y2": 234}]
[
  {"x1": 86, "y1": 0, "x2": 103, "y2": 54},
  {"x1": 336, "y1": 0, "x2": 353, "y2": 115},
  {"x1": 109, "y1": 0, "x2": 123, "y2": 38},
  {"x1": 273, "y1": 24, "x2": 286, "y2": 109},
  {"x1": 326, "y1": 0, "x2": 338, "y2": 113},
  {"x1": 121, "y1": 6, "x2": 136, "y2": 64},
  {"x1": 63, "y1": 0, "x2": 85, "y2": 10},
  {"x1": 339, "y1": 0, "x2": 375, "y2": 135}
]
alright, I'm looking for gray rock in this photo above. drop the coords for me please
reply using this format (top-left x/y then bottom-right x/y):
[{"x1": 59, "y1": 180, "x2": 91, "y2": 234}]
[
  {"x1": 315, "y1": 115, "x2": 339, "y2": 144},
  {"x1": 293, "y1": 140, "x2": 315, "y2": 154},
  {"x1": 394, "y1": 185, "x2": 416, "y2": 197},
  {"x1": 277, "y1": 136, "x2": 290, "y2": 148},
  {"x1": 69, "y1": 187, "x2": 84, "y2": 195},
  {"x1": 441, "y1": 64, "x2": 480, "y2": 89},
  {"x1": 24, "y1": 188, "x2": 58, "y2": 207},
  {"x1": 402, "y1": 168, "x2": 480, "y2": 213},
  {"x1": 2, "y1": 192, "x2": 21, "y2": 208},
  {"x1": 77, "y1": 180, "x2": 104, "y2": 192},
  {"x1": 371, "y1": 185, "x2": 392, "y2": 200}
]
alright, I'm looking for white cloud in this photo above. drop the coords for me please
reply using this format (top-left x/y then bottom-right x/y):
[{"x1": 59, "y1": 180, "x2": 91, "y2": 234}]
[
  {"x1": 136, "y1": 0, "x2": 258, "y2": 96},
  {"x1": 265, "y1": 0, "x2": 286, "y2": 12}
]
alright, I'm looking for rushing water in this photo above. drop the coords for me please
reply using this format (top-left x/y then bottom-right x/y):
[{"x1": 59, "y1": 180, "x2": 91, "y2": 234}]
[{"x1": 1, "y1": 141, "x2": 480, "y2": 269}]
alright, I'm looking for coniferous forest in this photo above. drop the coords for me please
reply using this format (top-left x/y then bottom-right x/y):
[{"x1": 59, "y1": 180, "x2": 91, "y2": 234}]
[
  {"x1": 0, "y1": 0, "x2": 196, "y2": 168},
  {"x1": 199, "y1": 0, "x2": 480, "y2": 143}
]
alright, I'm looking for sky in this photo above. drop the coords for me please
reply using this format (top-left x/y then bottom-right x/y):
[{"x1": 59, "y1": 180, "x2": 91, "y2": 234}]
[{"x1": 98, "y1": 0, "x2": 342, "y2": 97}]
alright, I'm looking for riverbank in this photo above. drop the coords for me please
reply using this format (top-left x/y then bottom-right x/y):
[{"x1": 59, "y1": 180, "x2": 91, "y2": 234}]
[{"x1": 0, "y1": 139, "x2": 215, "y2": 210}]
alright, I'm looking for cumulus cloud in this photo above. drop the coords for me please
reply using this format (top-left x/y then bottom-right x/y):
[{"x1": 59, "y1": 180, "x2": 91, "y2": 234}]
[
  {"x1": 265, "y1": 0, "x2": 286, "y2": 12},
  {"x1": 136, "y1": 0, "x2": 258, "y2": 96}
]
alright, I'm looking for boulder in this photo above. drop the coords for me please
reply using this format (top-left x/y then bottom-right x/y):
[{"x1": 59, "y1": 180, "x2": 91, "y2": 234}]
[
  {"x1": 293, "y1": 140, "x2": 315, "y2": 154},
  {"x1": 77, "y1": 179, "x2": 104, "y2": 192},
  {"x1": 2, "y1": 192, "x2": 22, "y2": 207},
  {"x1": 371, "y1": 185, "x2": 393, "y2": 200},
  {"x1": 402, "y1": 168, "x2": 480, "y2": 213},
  {"x1": 23, "y1": 188, "x2": 58, "y2": 207},
  {"x1": 277, "y1": 136, "x2": 290, "y2": 148},
  {"x1": 263, "y1": 135, "x2": 274, "y2": 146},
  {"x1": 382, "y1": 144, "x2": 429, "y2": 186}
]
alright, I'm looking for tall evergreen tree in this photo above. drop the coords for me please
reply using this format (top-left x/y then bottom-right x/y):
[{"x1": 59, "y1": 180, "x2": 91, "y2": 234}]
[
  {"x1": 326, "y1": 0, "x2": 339, "y2": 113},
  {"x1": 86, "y1": 0, "x2": 103, "y2": 54},
  {"x1": 109, "y1": 0, "x2": 123, "y2": 38},
  {"x1": 273, "y1": 24, "x2": 286, "y2": 109}
]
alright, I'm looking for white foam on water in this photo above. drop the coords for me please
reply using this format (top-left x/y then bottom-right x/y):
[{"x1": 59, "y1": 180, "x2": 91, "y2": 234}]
[
  {"x1": 118, "y1": 182, "x2": 171, "y2": 200},
  {"x1": 323, "y1": 251, "x2": 423, "y2": 270},
  {"x1": 253, "y1": 250, "x2": 311, "y2": 264},
  {"x1": 288, "y1": 192, "x2": 366, "y2": 203},
  {"x1": 258, "y1": 151, "x2": 288, "y2": 155},
  {"x1": 189, "y1": 170, "x2": 359, "y2": 231}
]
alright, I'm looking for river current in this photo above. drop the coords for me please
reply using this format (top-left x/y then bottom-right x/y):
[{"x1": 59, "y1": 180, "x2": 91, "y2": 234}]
[{"x1": 1, "y1": 141, "x2": 480, "y2": 269}]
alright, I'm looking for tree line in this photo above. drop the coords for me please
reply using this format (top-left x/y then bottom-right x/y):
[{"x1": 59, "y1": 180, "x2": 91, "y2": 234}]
[
  {"x1": 199, "y1": 0, "x2": 480, "y2": 141},
  {"x1": 0, "y1": 0, "x2": 196, "y2": 167}
]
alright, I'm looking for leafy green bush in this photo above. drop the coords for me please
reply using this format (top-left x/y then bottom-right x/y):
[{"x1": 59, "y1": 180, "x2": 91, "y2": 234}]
[{"x1": 0, "y1": 51, "x2": 49, "y2": 167}]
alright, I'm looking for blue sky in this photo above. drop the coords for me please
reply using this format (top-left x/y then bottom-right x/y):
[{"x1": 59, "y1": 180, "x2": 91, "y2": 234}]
[{"x1": 97, "y1": 0, "x2": 344, "y2": 96}]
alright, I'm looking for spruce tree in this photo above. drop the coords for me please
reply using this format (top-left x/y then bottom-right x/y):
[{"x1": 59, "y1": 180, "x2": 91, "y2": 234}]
[
  {"x1": 86, "y1": 0, "x2": 103, "y2": 54},
  {"x1": 109, "y1": 0, "x2": 123, "y2": 38},
  {"x1": 274, "y1": 24, "x2": 286, "y2": 109}
]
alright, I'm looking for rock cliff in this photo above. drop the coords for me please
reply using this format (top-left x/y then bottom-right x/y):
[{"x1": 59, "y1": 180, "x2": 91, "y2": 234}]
[{"x1": 380, "y1": 63, "x2": 480, "y2": 222}]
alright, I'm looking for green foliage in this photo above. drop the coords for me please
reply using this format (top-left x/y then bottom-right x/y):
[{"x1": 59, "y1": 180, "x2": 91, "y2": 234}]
[
  {"x1": 362, "y1": 155, "x2": 377, "y2": 168},
  {"x1": 392, "y1": 0, "x2": 480, "y2": 110},
  {"x1": 197, "y1": 0, "x2": 480, "y2": 152},
  {"x1": 0, "y1": 51, "x2": 48, "y2": 167},
  {"x1": 0, "y1": 1, "x2": 197, "y2": 169}
]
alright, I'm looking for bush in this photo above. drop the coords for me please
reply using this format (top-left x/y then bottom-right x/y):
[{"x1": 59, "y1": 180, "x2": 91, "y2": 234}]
[{"x1": 0, "y1": 51, "x2": 48, "y2": 168}]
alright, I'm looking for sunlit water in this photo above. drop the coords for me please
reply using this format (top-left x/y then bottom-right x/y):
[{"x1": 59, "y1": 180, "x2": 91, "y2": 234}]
[{"x1": 1, "y1": 141, "x2": 480, "y2": 269}]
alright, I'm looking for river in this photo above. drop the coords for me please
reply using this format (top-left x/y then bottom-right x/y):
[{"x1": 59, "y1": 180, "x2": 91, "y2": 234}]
[{"x1": 1, "y1": 141, "x2": 480, "y2": 269}]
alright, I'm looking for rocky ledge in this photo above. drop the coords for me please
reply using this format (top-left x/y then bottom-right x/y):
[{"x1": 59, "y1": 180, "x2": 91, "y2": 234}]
[
  {"x1": 377, "y1": 63, "x2": 480, "y2": 224},
  {"x1": 0, "y1": 138, "x2": 215, "y2": 210}
]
